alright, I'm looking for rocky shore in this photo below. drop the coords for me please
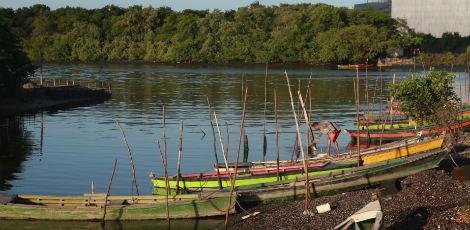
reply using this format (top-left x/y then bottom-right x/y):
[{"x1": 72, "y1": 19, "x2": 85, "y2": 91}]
[
  {"x1": 0, "y1": 85, "x2": 111, "y2": 117},
  {"x1": 229, "y1": 136, "x2": 470, "y2": 229}
]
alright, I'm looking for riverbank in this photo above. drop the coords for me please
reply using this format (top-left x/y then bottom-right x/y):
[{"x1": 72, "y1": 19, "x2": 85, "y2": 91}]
[
  {"x1": 0, "y1": 85, "x2": 111, "y2": 117},
  {"x1": 229, "y1": 136, "x2": 470, "y2": 229}
]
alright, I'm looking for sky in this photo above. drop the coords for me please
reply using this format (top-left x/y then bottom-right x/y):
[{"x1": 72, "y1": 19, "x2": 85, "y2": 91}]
[{"x1": 0, "y1": 0, "x2": 366, "y2": 11}]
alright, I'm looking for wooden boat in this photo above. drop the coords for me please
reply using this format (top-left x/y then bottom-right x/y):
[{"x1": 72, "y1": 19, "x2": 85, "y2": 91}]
[
  {"x1": 0, "y1": 192, "x2": 235, "y2": 220},
  {"x1": 237, "y1": 148, "x2": 446, "y2": 204},
  {"x1": 334, "y1": 200, "x2": 382, "y2": 230},
  {"x1": 357, "y1": 110, "x2": 470, "y2": 130},
  {"x1": 346, "y1": 119, "x2": 470, "y2": 142},
  {"x1": 151, "y1": 136, "x2": 444, "y2": 195},
  {"x1": 214, "y1": 136, "x2": 444, "y2": 172},
  {"x1": 337, "y1": 64, "x2": 375, "y2": 70}
]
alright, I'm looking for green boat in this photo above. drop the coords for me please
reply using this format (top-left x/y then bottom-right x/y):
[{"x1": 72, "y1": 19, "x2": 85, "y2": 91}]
[
  {"x1": 151, "y1": 136, "x2": 444, "y2": 195},
  {"x1": 237, "y1": 149, "x2": 446, "y2": 204},
  {"x1": 0, "y1": 192, "x2": 235, "y2": 221},
  {"x1": 152, "y1": 161, "x2": 357, "y2": 195}
]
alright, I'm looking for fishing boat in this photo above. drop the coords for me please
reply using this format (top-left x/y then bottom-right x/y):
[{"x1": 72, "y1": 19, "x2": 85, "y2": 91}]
[
  {"x1": 357, "y1": 109, "x2": 470, "y2": 130},
  {"x1": 237, "y1": 148, "x2": 446, "y2": 204},
  {"x1": 334, "y1": 200, "x2": 382, "y2": 230},
  {"x1": 0, "y1": 192, "x2": 235, "y2": 220},
  {"x1": 151, "y1": 136, "x2": 444, "y2": 195},
  {"x1": 214, "y1": 135, "x2": 444, "y2": 172},
  {"x1": 346, "y1": 118, "x2": 470, "y2": 143},
  {"x1": 337, "y1": 64, "x2": 375, "y2": 70}
]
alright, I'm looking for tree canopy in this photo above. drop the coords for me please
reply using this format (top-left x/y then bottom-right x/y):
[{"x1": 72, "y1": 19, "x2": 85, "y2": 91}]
[
  {"x1": 0, "y1": 13, "x2": 35, "y2": 95},
  {"x1": 0, "y1": 4, "x2": 420, "y2": 64},
  {"x1": 391, "y1": 71, "x2": 460, "y2": 125}
]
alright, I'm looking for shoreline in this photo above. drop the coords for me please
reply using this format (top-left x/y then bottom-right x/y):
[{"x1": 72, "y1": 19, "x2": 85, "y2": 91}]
[
  {"x1": 0, "y1": 85, "x2": 111, "y2": 117},
  {"x1": 229, "y1": 135, "x2": 470, "y2": 229}
]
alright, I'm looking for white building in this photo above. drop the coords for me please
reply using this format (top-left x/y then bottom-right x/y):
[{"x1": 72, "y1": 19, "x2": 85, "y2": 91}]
[{"x1": 391, "y1": 0, "x2": 470, "y2": 37}]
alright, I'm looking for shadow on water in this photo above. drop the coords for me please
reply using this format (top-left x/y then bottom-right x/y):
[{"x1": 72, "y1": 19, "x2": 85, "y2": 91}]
[
  {"x1": 0, "y1": 116, "x2": 32, "y2": 191},
  {"x1": 1, "y1": 219, "x2": 225, "y2": 230}
]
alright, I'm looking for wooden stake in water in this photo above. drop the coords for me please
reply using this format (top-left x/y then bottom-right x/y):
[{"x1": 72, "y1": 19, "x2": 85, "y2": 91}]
[
  {"x1": 353, "y1": 68, "x2": 362, "y2": 166},
  {"x1": 263, "y1": 63, "x2": 268, "y2": 161},
  {"x1": 225, "y1": 121, "x2": 230, "y2": 161},
  {"x1": 206, "y1": 97, "x2": 223, "y2": 189},
  {"x1": 162, "y1": 106, "x2": 170, "y2": 226},
  {"x1": 225, "y1": 87, "x2": 248, "y2": 229},
  {"x1": 298, "y1": 91, "x2": 315, "y2": 156},
  {"x1": 40, "y1": 111, "x2": 44, "y2": 156},
  {"x1": 214, "y1": 112, "x2": 229, "y2": 172},
  {"x1": 156, "y1": 139, "x2": 170, "y2": 226},
  {"x1": 274, "y1": 89, "x2": 280, "y2": 181},
  {"x1": 285, "y1": 71, "x2": 311, "y2": 216},
  {"x1": 115, "y1": 119, "x2": 139, "y2": 196},
  {"x1": 175, "y1": 120, "x2": 183, "y2": 194},
  {"x1": 102, "y1": 158, "x2": 118, "y2": 222}
]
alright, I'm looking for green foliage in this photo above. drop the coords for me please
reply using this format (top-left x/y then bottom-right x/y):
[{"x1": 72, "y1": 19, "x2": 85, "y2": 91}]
[
  {"x1": 391, "y1": 71, "x2": 460, "y2": 125},
  {"x1": 0, "y1": 14, "x2": 35, "y2": 95},
  {"x1": 2, "y1": 3, "x2": 425, "y2": 64},
  {"x1": 419, "y1": 32, "x2": 470, "y2": 54}
]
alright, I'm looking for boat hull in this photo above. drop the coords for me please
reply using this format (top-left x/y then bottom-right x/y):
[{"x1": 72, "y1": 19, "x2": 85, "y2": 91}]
[
  {"x1": 151, "y1": 137, "x2": 444, "y2": 194},
  {"x1": 346, "y1": 119, "x2": 470, "y2": 142},
  {"x1": 0, "y1": 193, "x2": 235, "y2": 220},
  {"x1": 237, "y1": 149, "x2": 445, "y2": 204}
]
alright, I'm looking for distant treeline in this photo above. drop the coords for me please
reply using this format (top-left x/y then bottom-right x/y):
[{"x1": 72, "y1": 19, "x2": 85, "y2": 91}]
[{"x1": 0, "y1": 3, "x2": 469, "y2": 64}]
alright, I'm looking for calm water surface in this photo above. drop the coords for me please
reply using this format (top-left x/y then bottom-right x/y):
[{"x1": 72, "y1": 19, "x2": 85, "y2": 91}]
[{"x1": 1, "y1": 64, "x2": 468, "y2": 198}]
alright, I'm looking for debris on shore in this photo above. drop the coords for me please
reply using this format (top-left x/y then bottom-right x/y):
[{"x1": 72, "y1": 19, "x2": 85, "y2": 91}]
[{"x1": 229, "y1": 141, "x2": 470, "y2": 229}]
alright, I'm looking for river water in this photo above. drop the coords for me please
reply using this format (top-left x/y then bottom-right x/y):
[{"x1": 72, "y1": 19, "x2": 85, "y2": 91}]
[{"x1": 0, "y1": 64, "x2": 467, "y2": 197}]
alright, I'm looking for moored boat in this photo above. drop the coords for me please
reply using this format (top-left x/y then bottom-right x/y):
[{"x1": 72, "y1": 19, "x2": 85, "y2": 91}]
[
  {"x1": 0, "y1": 192, "x2": 235, "y2": 220},
  {"x1": 337, "y1": 64, "x2": 375, "y2": 70},
  {"x1": 214, "y1": 135, "x2": 444, "y2": 172},
  {"x1": 346, "y1": 118, "x2": 470, "y2": 143},
  {"x1": 151, "y1": 136, "x2": 444, "y2": 194},
  {"x1": 237, "y1": 148, "x2": 446, "y2": 204}
]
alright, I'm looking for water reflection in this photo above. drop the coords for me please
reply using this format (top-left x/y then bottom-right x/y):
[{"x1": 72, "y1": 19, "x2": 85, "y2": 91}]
[
  {"x1": 0, "y1": 64, "x2": 468, "y2": 196},
  {"x1": 0, "y1": 116, "x2": 33, "y2": 190}
]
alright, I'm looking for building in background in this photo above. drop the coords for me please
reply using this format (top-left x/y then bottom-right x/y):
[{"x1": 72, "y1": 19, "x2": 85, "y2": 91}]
[
  {"x1": 392, "y1": 0, "x2": 470, "y2": 37},
  {"x1": 355, "y1": 0, "x2": 470, "y2": 38}
]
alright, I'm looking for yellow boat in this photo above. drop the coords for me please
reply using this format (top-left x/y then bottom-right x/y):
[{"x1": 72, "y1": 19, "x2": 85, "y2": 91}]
[{"x1": 360, "y1": 136, "x2": 444, "y2": 165}]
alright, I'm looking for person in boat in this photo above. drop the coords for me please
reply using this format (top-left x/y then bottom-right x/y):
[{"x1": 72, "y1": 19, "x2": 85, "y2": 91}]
[{"x1": 312, "y1": 121, "x2": 341, "y2": 156}]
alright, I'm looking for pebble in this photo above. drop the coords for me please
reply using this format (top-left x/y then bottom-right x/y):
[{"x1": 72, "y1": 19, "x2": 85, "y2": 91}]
[{"x1": 229, "y1": 133, "x2": 470, "y2": 230}]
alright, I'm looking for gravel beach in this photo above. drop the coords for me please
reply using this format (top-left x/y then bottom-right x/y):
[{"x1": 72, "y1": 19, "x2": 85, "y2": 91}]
[{"x1": 229, "y1": 135, "x2": 470, "y2": 229}]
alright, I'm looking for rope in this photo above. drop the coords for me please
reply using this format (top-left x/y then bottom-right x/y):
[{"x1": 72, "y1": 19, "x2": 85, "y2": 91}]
[{"x1": 449, "y1": 147, "x2": 460, "y2": 167}]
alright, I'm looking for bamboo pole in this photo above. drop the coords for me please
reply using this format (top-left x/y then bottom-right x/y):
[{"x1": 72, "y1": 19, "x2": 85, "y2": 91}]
[
  {"x1": 353, "y1": 69, "x2": 363, "y2": 166},
  {"x1": 224, "y1": 87, "x2": 248, "y2": 229},
  {"x1": 206, "y1": 98, "x2": 223, "y2": 190},
  {"x1": 225, "y1": 121, "x2": 230, "y2": 162},
  {"x1": 102, "y1": 158, "x2": 118, "y2": 222},
  {"x1": 298, "y1": 91, "x2": 315, "y2": 154},
  {"x1": 115, "y1": 119, "x2": 139, "y2": 196},
  {"x1": 284, "y1": 71, "x2": 311, "y2": 215},
  {"x1": 214, "y1": 112, "x2": 230, "y2": 172},
  {"x1": 274, "y1": 89, "x2": 280, "y2": 181},
  {"x1": 175, "y1": 120, "x2": 183, "y2": 194},
  {"x1": 156, "y1": 139, "x2": 170, "y2": 225},
  {"x1": 365, "y1": 59, "x2": 370, "y2": 118},
  {"x1": 40, "y1": 111, "x2": 44, "y2": 156},
  {"x1": 263, "y1": 63, "x2": 268, "y2": 162},
  {"x1": 162, "y1": 106, "x2": 170, "y2": 226},
  {"x1": 308, "y1": 73, "x2": 313, "y2": 147}
]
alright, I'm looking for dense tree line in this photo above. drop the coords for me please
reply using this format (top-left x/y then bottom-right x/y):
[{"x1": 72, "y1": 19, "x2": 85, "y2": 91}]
[
  {"x1": 0, "y1": 3, "x2": 468, "y2": 65},
  {"x1": 0, "y1": 3, "x2": 420, "y2": 64}
]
